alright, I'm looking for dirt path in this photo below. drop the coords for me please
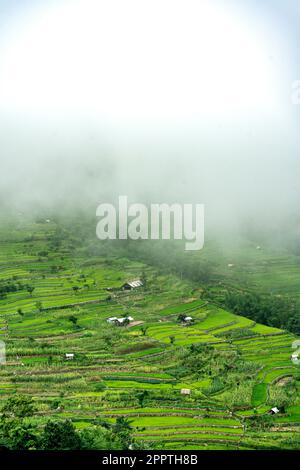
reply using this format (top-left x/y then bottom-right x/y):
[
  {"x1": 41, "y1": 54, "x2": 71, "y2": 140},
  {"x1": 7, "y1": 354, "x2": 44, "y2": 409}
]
[{"x1": 128, "y1": 321, "x2": 144, "y2": 328}]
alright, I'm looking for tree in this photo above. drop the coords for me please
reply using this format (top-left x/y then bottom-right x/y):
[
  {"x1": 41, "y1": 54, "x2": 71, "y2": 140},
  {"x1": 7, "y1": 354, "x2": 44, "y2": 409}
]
[
  {"x1": 169, "y1": 335, "x2": 175, "y2": 345},
  {"x1": 35, "y1": 301, "x2": 43, "y2": 312},
  {"x1": 80, "y1": 427, "x2": 115, "y2": 450},
  {"x1": 72, "y1": 286, "x2": 80, "y2": 294},
  {"x1": 17, "y1": 308, "x2": 24, "y2": 317},
  {"x1": 94, "y1": 382, "x2": 106, "y2": 392},
  {"x1": 0, "y1": 419, "x2": 38, "y2": 450},
  {"x1": 68, "y1": 315, "x2": 78, "y2": 326},
  {"x1": 287, "y1": 314, "x2": 300, "y2": 335},
  {"x1": 111, "y1": 417, "x2": 133, "y2": 450},
  {"x1": 141, "y1": 271, "x2": 147, "y2": 289},
  {"x1": 223, "y1": 290, "x2": 298, "y2": 333},
  {"x1": 40, "y1": 420, "x2": 81, "y2": 450},
  {"x1": 1, "y1": 395, "x2": 37, "y2": 418},
  {"x1": 37, "y1": 250, "x2": 48, "y2": 257},
  {"x1": 136, "y1": 390, "x2": 149, "y2": 408},
  {"x1": 247, "y1": 414, "x2": 274, "y2": 431},
  {"x1": 177, "y1": 313, "x2": 187, "y2": 323},
  {"x1": 268, "y1": 381, "x2": 297, "y2": 412},
  {"x1": 26, "y1": 286, "x2": 35, "y2": 296},
  {"x1": 140, "y1": 326, "x2": 148, "y2": 336},
  {"x1": 122, "y1": 317, "x2": 130, "y2": 327}
]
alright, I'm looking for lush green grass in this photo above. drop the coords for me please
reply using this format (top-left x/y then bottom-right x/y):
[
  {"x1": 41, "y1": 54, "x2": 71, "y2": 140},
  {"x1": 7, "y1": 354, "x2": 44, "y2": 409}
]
[
  {"x1": 111, "y1": 416, "x2": 240, "y2": 427},
  {"x1": 0, "y1": 217, "x2": 299, "y2": 450},
  {"x1": 262, "y1": 367, "x2": 299, "y2": 384},
  {"x1": 250, "y1": 324, "x2": 283, "y2": 335},
  {"x1": 251, "y1": 383, "x2": 267, "y2": 407}
]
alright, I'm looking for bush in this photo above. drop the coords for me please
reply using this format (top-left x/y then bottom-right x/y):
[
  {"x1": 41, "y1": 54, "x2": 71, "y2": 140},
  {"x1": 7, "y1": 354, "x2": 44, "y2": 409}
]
[{"x1": 40, "y1": 420, "x2": 81, "y2": 450}]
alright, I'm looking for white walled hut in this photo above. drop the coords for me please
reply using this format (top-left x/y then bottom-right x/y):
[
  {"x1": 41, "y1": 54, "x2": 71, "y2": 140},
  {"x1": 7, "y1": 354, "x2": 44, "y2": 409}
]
[
  {"x1": 183, "y1": 316, "x2": 193, "y2": 323},
  {"x1": 107, "y1": 316, "x2": 134, "y2": 326},
  {"x1": 107, "y1": 317, "x2": 119, "y2": 324},
  {"x1": 181, "y1": 388, "x2": 191, "y2": 395},
  {"x1": 117, "y1": 316, "x2": 134, "y2": 325},
  {"x1": 291, "y1": 353, "x2": 299, "y2": 362},
  {"x1": 122, "y1": 279, "x2": 143, "y2": 290},
  {"x1": 65, "y1": 353, "x2": 74, "y2": 360}
]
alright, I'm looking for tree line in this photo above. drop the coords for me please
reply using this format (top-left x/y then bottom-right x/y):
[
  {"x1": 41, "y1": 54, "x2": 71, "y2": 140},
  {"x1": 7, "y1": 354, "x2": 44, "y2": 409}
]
[
  {"x1": 222, "y1": 290, "x2": 300, "y2": 335},
  {"x1": 0, "y1": 395, "x2": 141, "y2": 450}
]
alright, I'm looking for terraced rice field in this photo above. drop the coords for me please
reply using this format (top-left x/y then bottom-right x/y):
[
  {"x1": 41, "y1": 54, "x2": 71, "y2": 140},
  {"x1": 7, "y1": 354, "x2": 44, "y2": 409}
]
[{"x1": 0, "y1": 217, "x2": 299, "y2": 450}]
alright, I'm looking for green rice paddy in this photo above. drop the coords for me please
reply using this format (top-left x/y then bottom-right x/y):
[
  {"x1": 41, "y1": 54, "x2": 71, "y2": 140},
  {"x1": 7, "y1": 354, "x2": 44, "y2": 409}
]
[{"x1": 0, "y1": 217, "x2": 299, "y2": 450}]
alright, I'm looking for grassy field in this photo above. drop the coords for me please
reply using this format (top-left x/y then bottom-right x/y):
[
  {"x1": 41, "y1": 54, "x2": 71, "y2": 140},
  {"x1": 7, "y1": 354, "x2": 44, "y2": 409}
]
[{"x1": 0, "y1": 216, "x2": 299, "y2": 450}]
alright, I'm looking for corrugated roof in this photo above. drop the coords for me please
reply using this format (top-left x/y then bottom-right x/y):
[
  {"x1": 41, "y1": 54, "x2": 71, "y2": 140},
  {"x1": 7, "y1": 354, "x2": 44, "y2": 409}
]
[
  {"x1": 127, "y1": 279, "x2": 143, "y2": 288},
  {"x1": 271, "y1": 407, "x2": 279, "y2": 413},
  {"x1": 108, "y1": 316, "x2": 134, "y2": 324}
]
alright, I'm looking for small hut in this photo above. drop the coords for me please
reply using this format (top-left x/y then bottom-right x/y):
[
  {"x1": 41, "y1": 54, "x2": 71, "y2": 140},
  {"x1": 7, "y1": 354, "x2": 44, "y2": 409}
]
[
  {"x1": 122, "y1": 279, "x2": 143, "y2": 290},
  {"x1": 181, "y1": 388, "x2": 191, "y2": 395},
  {"x1": 269, "y1": 407, "x2": 280, "y2": 415},
  {"x1": 65, "y1": 353, "x2": 74, "y2": 360},
  {"x1": 291, "y1": 353, "x2": 299, "y2": 362},
  {"x1": 107, "y1": 316, "x2": 134, "y2": 326}
]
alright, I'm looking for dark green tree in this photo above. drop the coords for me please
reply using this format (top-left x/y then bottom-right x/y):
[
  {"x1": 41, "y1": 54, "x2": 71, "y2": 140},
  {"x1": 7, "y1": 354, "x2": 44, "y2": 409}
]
[
  {"x1": 40, "y1": 420, "x2": 81, "y2": 450},
  {"x1": 1, "y1": 395, "x2": 37, "y2": 418},
  {"x1": 111, "y1": 416, "x2": 133, "y2": 450},
  {"x1": 26, "y1": 286, "x2": 35, "y2": 296},
  {"x1": 68, "y1": 315, "x2": 78, "y2": 325}
]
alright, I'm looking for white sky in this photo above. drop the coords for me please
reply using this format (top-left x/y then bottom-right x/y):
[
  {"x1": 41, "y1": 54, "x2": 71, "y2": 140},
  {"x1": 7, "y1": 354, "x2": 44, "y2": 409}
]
[
  {"x1": 0, "y1": 0, "x2": 290, "y2": 124},
  {"x1": 0, "y1": 0, "x2": 299, "y2": 219}
]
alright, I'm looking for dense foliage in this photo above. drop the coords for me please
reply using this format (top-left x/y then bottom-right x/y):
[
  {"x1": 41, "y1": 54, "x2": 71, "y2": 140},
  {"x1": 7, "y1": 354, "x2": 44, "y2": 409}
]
[
  {"x1": 223, "y1": 291, "x2": 300, "y2": 334},
  {"x1": 0, "y1": 396, "x2": 136, "y2": 450}
]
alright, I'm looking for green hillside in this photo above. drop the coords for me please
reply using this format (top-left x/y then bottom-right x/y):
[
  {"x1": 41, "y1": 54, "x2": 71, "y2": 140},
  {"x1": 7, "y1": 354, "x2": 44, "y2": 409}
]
[{"x1": 0, "y1": 218, "x2": 299, "y2": 450}]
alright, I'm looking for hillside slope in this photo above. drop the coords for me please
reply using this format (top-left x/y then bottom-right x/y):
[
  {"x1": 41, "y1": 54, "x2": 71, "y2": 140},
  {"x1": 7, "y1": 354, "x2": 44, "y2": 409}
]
[{"x1": 0, "y1": 219, "x2": 299, "y2": 450}]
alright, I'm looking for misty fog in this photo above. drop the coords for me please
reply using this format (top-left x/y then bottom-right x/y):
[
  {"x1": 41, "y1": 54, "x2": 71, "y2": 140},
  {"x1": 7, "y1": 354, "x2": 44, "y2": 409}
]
[{"x1": 0, "y1": 0, "x2": 300, "y2": 240}]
